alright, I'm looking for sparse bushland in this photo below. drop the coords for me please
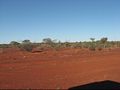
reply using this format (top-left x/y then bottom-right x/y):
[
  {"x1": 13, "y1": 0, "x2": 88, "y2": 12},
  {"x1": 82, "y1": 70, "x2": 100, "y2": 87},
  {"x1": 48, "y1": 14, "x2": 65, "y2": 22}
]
[
  {"x1": 88, "y1": 37, "x2": 108, "y2": 51},
  {"x1": 0, "y1": 37, "x2": 120, "y2": 52}
]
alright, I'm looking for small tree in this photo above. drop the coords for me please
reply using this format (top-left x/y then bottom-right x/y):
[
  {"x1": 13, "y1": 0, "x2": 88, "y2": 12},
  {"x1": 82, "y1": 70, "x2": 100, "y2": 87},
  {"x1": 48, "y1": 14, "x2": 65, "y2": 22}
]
[
  {"x1": 89, "y1": 38, "x2": 96, "y2": 51},
  {"x1": 90, "y1": 38, "x2": 95, "y2": 42},
  {"x1": 42, "y1": 38, "x2": 57, "y2": 48},
  {"x1": 100, "y1": 37, "x2": 108, "y2": 48},
  {"x1": 100, "y1": 37, "x2": 108, "y2": 44},
  {"x1": 20, "y1": 40, "x2": 33, "y2": 52},
  {"x1": 42, "y1": 38, "x2": 53, "y2": 44}
]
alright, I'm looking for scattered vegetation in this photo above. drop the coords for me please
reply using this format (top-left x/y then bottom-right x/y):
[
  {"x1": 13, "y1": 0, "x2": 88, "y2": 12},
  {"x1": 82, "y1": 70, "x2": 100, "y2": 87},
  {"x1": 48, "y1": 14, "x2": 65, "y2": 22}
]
[{"x1": 0, "y1": 37, "x2": 120, "y2": 52}]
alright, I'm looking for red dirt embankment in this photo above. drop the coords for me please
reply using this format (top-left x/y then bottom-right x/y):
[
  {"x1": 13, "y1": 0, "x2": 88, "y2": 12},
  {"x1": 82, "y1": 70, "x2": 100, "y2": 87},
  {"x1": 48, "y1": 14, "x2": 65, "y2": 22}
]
[{"x1": 0, "y1": 48, "x2": 120, "y2": 89}]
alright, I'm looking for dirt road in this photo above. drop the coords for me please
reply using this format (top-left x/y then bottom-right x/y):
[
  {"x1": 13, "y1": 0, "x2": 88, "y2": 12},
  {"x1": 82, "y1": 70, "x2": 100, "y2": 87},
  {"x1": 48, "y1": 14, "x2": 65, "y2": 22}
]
[{"x1": 0, "y1": 48, "x2": 120, "y2": 89}]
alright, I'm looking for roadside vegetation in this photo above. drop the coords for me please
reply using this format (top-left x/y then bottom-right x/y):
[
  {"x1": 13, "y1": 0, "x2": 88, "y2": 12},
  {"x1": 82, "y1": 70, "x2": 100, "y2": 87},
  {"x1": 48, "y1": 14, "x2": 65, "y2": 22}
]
[{"x1": 0, "y1": 37, "x2": 120, "y2": 52}]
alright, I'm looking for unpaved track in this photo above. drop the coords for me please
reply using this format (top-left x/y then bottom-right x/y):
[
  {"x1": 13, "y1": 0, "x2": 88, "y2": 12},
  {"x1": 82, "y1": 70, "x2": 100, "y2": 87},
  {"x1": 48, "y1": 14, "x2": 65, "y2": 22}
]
[{"x1": 0, "y1": 48, "x2": 120, "y2": 89}]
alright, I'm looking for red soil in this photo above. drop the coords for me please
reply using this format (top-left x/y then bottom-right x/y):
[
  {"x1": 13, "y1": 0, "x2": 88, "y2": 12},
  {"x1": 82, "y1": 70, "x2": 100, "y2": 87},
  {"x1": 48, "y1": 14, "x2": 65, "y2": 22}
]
[{"x1": 0, "y1": 48, "x2": 120, "y2": 89}]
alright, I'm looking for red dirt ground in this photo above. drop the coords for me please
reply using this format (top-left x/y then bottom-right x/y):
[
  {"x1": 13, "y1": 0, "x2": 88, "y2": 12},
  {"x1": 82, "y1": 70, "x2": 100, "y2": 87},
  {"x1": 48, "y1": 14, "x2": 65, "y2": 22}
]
[{"x1": 0, "y1": 48, "x2": 120, "y2": 89}]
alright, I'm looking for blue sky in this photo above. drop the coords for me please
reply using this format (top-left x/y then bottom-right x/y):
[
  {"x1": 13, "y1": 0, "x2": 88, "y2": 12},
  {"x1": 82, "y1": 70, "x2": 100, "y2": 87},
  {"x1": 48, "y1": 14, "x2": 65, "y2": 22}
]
[{"x1": 0, "y1": 0, "x2": 120, "y2": 43}]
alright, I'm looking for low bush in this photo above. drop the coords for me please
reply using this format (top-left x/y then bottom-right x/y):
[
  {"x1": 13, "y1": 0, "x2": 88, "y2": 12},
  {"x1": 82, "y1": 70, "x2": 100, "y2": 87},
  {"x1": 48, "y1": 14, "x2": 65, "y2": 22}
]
[
  {"x1": 20, "y1": 43, "x2": 33, "y2": 52},
  {"x1": 89, "y1": 46, "x2": 96, "y2": 51}
]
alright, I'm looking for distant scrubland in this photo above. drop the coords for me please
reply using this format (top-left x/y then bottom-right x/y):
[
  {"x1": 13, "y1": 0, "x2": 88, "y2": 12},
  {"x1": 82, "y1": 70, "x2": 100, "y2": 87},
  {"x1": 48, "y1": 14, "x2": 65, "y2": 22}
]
[{"x1": 0, "y1": 37, "x2": 120, "y2": 52}]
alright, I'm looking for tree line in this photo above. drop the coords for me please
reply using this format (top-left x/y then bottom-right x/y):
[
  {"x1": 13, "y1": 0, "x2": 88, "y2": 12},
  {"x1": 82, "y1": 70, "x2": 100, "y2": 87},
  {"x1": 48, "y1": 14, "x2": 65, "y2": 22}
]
[{"x1": 0, "y1": 37, "x2": 120, "y2": 52}]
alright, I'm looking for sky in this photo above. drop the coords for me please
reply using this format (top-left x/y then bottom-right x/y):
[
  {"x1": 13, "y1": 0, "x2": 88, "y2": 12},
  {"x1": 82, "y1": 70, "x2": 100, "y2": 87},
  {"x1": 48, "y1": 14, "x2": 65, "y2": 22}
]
[{"x1": 0, "y1": 0, "x2": 120, "y2": 43}]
